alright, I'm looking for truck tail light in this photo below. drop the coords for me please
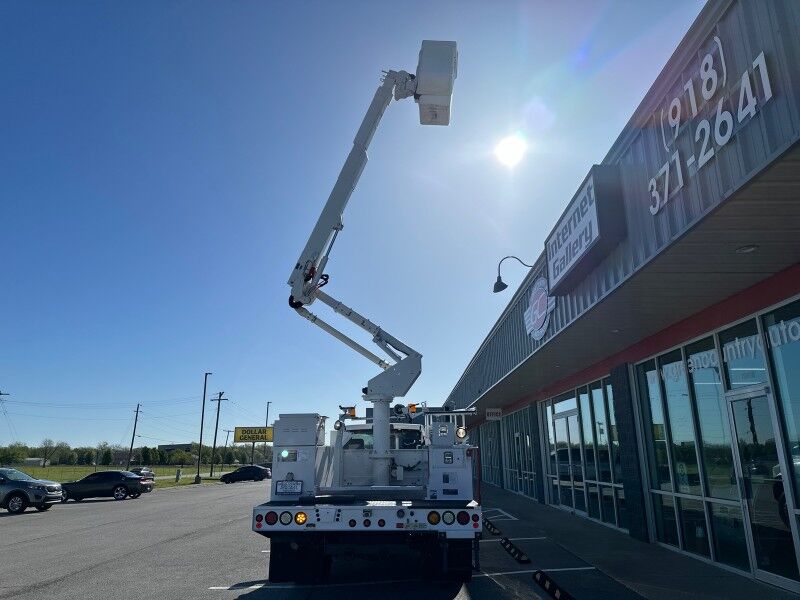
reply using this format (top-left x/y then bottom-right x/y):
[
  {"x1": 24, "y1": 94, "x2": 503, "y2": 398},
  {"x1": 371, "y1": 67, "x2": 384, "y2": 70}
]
[
  {"x1": 294, "y1": 512, "x2": 307, "y2": 525},
  {"x1": 279, "y1": 511, "x2": 292, "y2": 525},
  {"x1": 427, "y1": 511, "x2": 441, "y2": 525},
  {"x1": 442, "y1": 511, "x2": 455, "y2": 525},
  {"x1": 255, "y1": 514, "x2": 263, "y2": 523},
  {"x1": 472, "y1": 513, "x2": 480, "y2": 522},
  {"x1": 456, "y1": 511, "x2": 470, "y2": 525},
  {"x1": 363, "y1": 519, "x2": 371, "y2": 527},
  {"x1": 378, "y1": 519, "x2": 386, "y2": 527},
  {"x1": 265, "y1": 511, "x2": 278, "y2": 525},
  {"x1": 349, "y1": 519, "x2": 357, "y2": 528}
]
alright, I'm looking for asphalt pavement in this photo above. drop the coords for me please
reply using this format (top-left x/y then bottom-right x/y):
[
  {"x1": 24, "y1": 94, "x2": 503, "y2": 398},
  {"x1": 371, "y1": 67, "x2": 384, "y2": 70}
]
[{"x1": 0, "y1": 481, "x2": 647, "y2": 600}]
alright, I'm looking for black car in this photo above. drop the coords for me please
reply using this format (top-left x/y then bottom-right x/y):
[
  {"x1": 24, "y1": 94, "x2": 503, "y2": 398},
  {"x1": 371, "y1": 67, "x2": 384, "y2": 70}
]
[
  {"x1": 61, "y1": 470, "x2": 145, "y2": 502},
  {"x1": 220, "y1": 465, "x2": 269, "y2": 484}
]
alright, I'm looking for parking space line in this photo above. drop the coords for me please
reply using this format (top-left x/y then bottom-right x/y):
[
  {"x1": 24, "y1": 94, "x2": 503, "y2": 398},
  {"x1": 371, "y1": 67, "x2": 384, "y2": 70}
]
[
  {"x1": 482, "y1": 507, "x2": 518, "y2": 521},
  {"x1": 480, "y1": 536, "x2": 546, "y2": 543}
]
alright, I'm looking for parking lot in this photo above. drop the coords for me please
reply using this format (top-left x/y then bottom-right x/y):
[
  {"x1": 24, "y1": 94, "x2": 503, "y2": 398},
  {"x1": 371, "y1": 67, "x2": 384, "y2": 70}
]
[{"x1": 0, "y1": 482, "x2": 647, "y2": 600}]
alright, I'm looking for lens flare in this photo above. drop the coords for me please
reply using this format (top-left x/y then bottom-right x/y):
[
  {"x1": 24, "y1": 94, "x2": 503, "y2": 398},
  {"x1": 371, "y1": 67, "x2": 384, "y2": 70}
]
[{"x1": 494, "y1": 134, "x2": 527, "y2": 168}]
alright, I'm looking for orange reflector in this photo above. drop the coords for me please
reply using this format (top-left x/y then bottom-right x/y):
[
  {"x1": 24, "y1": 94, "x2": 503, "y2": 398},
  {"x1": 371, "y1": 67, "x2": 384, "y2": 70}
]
[{"x1": 427, "y1": 511, "x2": 441, "y2": 525}]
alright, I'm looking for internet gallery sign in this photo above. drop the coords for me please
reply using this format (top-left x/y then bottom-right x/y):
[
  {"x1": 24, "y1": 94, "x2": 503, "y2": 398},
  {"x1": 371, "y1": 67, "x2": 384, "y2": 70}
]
[{"x1": 546, "y1": 165, "x2": 625, "y2": 295}]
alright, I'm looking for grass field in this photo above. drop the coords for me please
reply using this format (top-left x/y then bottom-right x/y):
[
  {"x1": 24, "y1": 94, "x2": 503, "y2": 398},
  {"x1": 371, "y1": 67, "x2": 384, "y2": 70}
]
[{"x1": 7, "y1": 464, "x2": 240, "y2": 486}]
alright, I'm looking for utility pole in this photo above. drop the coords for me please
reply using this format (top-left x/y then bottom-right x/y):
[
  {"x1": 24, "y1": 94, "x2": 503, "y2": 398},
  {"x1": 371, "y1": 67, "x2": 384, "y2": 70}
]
[
  {"x1": 263, "y1": 401, "x2": 272, "y2": 465},
  {"x1": 209, "y1": 392, "x2": 227, "y2": 477},
  {"x1": 0, "y1": 391, "x2": 9, "y2": 446},
  {"x1": 222, "y1": 429, "x2": 233, "y2": 474},
  {"x1": 126, "y1": 404, "x2": 141, "y2": 470},
  {"x1": 195, "y1": 372, "x2": 212, "y2": 484}
]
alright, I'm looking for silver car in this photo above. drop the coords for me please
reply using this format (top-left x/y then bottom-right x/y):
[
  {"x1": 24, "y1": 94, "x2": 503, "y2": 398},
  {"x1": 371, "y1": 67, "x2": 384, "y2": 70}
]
[{"x1": 0, "y1": 467, "x2": 62, "y2": 514}]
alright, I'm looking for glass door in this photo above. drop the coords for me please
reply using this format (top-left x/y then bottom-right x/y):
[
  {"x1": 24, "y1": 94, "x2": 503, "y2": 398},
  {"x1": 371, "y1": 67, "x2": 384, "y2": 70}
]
[
  {"x1": 568, "y1": 412, "x2": 586, "y2": 513},
  {"x1": 727, "y1": 386, "x2": 800, "y2": 588},
  {"x1": 554, "y1": 411, "x2": 586, "y2": 513},
  {"x1": 554, "y1": 416, "x2": 573, "y2": 508}
]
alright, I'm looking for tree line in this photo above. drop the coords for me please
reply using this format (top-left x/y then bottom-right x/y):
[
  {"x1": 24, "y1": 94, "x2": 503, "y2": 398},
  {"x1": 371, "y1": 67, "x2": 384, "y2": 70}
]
[{"x1": 0, "y1": 440, "x2": 272, "y2": 467}]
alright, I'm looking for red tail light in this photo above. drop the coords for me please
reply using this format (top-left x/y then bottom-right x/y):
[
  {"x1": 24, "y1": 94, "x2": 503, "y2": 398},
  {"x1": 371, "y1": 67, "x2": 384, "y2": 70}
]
[
  {"x1": 255, "y1": 514, "x2": 263, "y2": 523},
  {"x1": 265, "y1": 511, "x2": 278, "y2": 525},
  {"x1": 456, "y1": 511, "x2": 470, "y2": 525},
  {"x1": 472, "y1": 513, "x2": 480, "y2": 522}
]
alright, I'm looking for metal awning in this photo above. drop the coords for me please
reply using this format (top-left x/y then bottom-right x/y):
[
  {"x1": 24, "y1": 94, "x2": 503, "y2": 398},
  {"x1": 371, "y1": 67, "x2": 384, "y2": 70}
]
[{"x1": 469, "y1": 143, "x2": 800, "y2": 421}]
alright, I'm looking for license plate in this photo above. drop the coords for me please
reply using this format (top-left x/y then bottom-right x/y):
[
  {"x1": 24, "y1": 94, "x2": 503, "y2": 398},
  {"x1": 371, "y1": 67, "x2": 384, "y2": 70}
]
[{"x1": 275, "y1": 480, "x2": 302, "y2": 494}]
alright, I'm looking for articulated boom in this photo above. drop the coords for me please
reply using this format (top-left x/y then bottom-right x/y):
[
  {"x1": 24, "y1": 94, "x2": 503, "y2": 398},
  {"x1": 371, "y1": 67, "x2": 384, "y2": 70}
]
[{"x1": 284, "y1": 42, "x2": 457, "y2": 485}]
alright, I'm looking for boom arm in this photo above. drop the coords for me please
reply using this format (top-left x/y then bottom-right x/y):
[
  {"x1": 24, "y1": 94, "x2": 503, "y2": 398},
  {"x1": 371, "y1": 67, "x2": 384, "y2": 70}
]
[{"x1": 284, "y1": 42, "x2": 457, "y2": 486}]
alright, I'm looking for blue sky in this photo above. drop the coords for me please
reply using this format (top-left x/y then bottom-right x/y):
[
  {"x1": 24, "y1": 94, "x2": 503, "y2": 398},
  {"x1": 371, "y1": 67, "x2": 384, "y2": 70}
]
[{"x1": 0, "y1": 0, "x2": 703, "y2": 447}]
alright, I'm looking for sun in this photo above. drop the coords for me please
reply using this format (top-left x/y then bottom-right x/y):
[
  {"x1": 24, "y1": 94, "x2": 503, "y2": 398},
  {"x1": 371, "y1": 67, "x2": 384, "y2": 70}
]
[{"x1": 494, "y1": 134, "x2": 527, "y2": 168}]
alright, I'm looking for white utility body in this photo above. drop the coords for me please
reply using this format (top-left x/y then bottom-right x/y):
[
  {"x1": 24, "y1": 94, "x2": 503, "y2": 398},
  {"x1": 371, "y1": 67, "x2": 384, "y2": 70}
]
[{"x1": 252, "y1": 40, "x2": 482, "y2": 583}]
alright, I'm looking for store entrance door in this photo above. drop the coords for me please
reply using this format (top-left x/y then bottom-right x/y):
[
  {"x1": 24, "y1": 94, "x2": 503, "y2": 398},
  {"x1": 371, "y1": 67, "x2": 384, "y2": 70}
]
[
  {"x1": 727, "y1": 385, "x2": 800, "y2": 590},
  {"x1": 554, "y1": 411, "x2": 586, "y2": 513}
]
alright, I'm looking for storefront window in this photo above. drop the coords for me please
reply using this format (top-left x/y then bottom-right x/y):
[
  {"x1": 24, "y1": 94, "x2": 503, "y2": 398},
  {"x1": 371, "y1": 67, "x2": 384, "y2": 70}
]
[
  {"x1": 554, "y1": 390, "x2": 577, "y2": 414},
  {"x1": 718, "y1": 319, "x2": 768, "y2": 390},
  {"x1": 659, "y1": 350, "x2": 702, "y2": 495},
  {"x1": 591, "y1": 382, "x2": 612, "y2": 483},
  {"x1": 638, "y1": 360, "x2": 672, "y2": 492},
  {"x1": 652, "y1": 493, "x2": 679, "y2": 546},
  {"x1": 546, "y1": 402, "x2": 555, "y2": 475},
  {"x1": 710, "y1": 503, "x2": 750, "y2": 571},
  {"x1": 606, "y1": 380, "x2": 622, "y2": 483},
  {"x1": 678, "y1": 498, "x2": 710, "y2": 557},
  {"x1": 686, "y1": 337, "x2": 737, "y2": 500},
  {"x1": 579, "y1": 387, "x2": 597, "y2": 480},
  {"x1": 763, "y1": 299, "x2": 800, "y2": 500}
]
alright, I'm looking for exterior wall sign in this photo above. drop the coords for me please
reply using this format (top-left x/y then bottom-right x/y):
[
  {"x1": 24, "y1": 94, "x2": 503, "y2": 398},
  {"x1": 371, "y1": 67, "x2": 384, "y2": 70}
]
[
  {"x1": 547, "y1": 177, "x2": 599, "y2": 290},
  {"x1": 524, "y1": 276, "x2": 556, "y2": 341},
  {"x1": 545, "y1": 165, "x2": 625, "y2": 295},
  {"x1": 648, "y1": 37, "x2": 776, "y2": 216},
  {"x1": 486, "y1": 408, "x2": 502, "y2": 421}
]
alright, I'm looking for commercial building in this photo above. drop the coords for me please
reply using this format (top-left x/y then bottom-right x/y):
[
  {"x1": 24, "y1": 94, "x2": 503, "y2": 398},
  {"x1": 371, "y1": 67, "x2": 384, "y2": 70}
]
[{"x1": 449, "y1": 0, "x2": 800, "y2": 593}]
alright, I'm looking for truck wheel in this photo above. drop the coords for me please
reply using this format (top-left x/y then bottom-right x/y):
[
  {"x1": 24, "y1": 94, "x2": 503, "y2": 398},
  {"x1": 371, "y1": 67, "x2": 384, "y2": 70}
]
[
  {"x1": 6, "y1": 493, "x2": 28, "y2": 514},
  {"x1": 268, "y1": 542, "x2": 297, "y2": 583}
]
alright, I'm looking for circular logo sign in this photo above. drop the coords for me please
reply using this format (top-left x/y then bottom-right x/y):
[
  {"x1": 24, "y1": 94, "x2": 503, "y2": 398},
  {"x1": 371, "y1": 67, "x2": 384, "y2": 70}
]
[{"x1": 524, "y1": 277, "x2": 556, "y2": 341}]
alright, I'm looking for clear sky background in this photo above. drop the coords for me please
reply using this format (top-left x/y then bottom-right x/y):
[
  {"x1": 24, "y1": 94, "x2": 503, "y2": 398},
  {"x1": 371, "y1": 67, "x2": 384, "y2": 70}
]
[{"x1": 1, "y1": 0, "x2": 704, "y2": 447}]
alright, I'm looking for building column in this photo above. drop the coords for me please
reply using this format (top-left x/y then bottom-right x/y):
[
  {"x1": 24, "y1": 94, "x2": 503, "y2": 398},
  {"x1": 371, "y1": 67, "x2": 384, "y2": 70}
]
[{"x1": 609, "y1": 363, "x2": 648, "y2": 542}]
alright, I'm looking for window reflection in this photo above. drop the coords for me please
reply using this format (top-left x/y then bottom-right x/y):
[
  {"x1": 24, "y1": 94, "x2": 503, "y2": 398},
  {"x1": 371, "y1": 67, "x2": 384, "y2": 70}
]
[
  {"x1": 686, "y1": 338, "x2": 737, "y2": 500},
  {"x1": 764, "y1": 300, "x2": 800, "y2": 502},
  {"x1": 606, "y1": 380, "x2": 622, "y2": 483},
  {"x1": 638, "y1": 360, "x2": 672, "y2": 491},
  {"x1": 718, "y1": 320, "x2": 768, "y2": 389},
  {"x1": 579, "y1": 387, "x2": 597, "y2": 480},
  {"x1": 591, "y1": 382, "x2": 612, "y2": 483},
  {"x1": 659, "y1": 350, "x2": 702, "y2": 495}
]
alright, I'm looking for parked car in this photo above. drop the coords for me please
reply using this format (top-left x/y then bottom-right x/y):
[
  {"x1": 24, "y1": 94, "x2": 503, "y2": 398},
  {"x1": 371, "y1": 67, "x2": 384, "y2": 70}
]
[
  {"x1": 61, "y1": 470, "x2": 145, "y2": 502},
  {"x1": 129, "y1": 467, "x2": 155, "y2": 492},
  {"x1": 220, "y1": 465, "x2": 270, "y2": 484},
  {"x1": 0, "y1": 467, "x2": 62, "y2": 514}
]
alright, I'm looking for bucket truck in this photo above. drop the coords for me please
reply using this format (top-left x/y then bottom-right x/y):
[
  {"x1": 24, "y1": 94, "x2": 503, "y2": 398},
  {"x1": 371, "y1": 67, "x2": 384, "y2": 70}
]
[{"x1": 251, "y1": 41, "x2": 482, "y2": 583}]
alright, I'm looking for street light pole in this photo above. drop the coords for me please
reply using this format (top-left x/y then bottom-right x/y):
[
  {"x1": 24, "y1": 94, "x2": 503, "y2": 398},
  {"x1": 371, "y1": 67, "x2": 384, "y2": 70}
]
[
  {"x1": 222, "y1": 429, "x2": 233, "y2": 474},
  {"x1": 195, "y1": 372, "x2": 212, "y2": 484},
  {"x1": 264, "y1": 401, "x2": 272, "y2": 464}
]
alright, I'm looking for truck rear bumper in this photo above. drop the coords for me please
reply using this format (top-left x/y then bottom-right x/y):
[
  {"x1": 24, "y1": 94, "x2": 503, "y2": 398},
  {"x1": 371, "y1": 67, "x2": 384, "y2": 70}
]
[{"x1": 253, "y1": 503, "x2": 482, "y2": 539}]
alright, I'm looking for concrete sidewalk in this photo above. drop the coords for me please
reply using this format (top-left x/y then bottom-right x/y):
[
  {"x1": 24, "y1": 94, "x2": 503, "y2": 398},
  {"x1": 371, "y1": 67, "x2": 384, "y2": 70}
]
[{"x1": 482, "y1": 485, "x2": 796, "y2": 600}]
